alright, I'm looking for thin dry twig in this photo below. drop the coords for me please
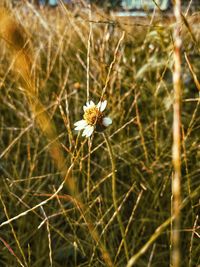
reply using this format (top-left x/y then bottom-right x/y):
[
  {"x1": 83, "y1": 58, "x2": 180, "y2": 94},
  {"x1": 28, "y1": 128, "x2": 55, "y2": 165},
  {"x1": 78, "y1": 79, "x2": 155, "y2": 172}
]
[
  {"x1": 115, "y1": 190, "x2": 143, "y2": 261},
  {"x1": 0, "y1": 236, "x2": 25, "y2": 267},
  {"x1": 0, "y1": 161, "x2": 74, "y2": 228},
  {"x1": 103, "y1": 132, "x2": 129, "y2": 261},
  {"x1": 86, "y1": 2, "x2": 92, "y2": 102},
  {"x1": 172, "y1": 1, "x2": 182, "y2": 266},
  {"x1": 101, "y1": 31, "x2": 125, "y2": 100},
  {"x1": 184, "y1": 53, "x2": 200, "y2": 92},
  {"x1": 0, "y1": 124, "x2": 33, "y2": 159},
  {"x1": 189, "y1": 215, "x2": 199, "y2": 267},
  {"x1": 0, "y1": 195, "x2": 28, "y2": 267},
  {"x1": 40, "y1": 207, "x2": 53, "y2": 267},
  {"x1": 126, "y1": 186, "x2": 200, "y2": 267}
]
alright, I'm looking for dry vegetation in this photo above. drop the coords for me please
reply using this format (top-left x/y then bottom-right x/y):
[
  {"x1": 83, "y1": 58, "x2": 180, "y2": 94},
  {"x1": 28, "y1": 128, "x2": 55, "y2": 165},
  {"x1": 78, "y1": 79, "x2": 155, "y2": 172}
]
[{"x1": 0, "y1": 2, "x2": 200, "y2": 267}]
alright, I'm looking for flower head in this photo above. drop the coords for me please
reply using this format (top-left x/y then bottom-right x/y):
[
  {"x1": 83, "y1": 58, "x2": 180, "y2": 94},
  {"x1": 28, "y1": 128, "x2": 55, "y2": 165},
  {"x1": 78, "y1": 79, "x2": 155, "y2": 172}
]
[{"x1": 74, "y1": 100, "x2": 112, "y2": 137}]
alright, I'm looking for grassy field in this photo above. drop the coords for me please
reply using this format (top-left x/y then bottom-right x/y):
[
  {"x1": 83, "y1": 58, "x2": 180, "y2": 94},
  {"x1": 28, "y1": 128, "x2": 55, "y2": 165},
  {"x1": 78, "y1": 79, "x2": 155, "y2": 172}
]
[{"x1": 0, "y1": 2, "x2": 200, "y2": 267}]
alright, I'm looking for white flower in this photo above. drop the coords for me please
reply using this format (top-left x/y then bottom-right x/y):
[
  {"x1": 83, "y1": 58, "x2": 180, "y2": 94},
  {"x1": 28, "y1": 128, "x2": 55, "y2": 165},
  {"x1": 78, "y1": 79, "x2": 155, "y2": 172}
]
[{"x1": 74, "y1": 100, "x2": 112, "y2": 137}]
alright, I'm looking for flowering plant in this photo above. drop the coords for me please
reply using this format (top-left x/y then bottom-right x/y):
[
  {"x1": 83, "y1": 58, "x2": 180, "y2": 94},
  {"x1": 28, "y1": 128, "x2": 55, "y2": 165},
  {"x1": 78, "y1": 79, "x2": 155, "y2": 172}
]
[{"x1": 74, "y1": 100, "x2": 112, "y2": 137}]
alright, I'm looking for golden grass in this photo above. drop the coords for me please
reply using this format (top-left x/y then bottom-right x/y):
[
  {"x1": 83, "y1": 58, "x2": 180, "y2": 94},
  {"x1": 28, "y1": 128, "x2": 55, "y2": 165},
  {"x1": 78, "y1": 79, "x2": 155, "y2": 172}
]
[{"x1": 0, "y1": 2, "x2": 200, "y2": 267}]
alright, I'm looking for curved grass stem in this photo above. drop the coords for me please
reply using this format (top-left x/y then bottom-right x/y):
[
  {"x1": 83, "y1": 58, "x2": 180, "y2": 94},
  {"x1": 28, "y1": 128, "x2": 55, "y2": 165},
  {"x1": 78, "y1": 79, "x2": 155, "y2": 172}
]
[{"x1": 103, "y1": 132, "x2": 129, "y2": 262}]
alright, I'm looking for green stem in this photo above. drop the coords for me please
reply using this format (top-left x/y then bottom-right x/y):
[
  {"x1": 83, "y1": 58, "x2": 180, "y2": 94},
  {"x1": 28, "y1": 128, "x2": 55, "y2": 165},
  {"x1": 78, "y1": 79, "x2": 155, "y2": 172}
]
[
  {"x1": 87, "y1": 138, "x2": 92, "y2": 200},
  {"x1": 103, "y1": 133, "x2": 129, "y2": 262}
]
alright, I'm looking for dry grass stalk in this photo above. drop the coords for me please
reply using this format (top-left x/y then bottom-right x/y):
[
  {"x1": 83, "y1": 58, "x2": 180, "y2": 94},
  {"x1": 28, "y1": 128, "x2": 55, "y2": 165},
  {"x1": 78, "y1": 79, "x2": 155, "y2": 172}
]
[
  {"x1": 0, "y1": 2, "x2": 199, "y2": 266},
  {"x1": 172, "y1": 0, "x2": 182, "y2": 266},
  {"x1": 0, "y1": 7, "x2": 113, "y2": 267},
  {"x1": 126, "y1": 186, "x2": 200, "y2": 267}
]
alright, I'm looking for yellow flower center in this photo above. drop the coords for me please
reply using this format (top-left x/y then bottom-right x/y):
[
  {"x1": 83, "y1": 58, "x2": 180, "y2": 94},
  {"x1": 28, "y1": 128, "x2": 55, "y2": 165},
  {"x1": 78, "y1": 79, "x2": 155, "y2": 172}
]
[{"x1": 83, "y1": 107, "x2": 103, "y2": 126}]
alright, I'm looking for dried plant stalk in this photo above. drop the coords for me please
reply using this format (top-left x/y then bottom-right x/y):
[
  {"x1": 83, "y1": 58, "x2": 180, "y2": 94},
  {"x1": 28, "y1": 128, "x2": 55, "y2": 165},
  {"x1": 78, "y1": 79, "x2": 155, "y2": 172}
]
[
  {"x1": 172, "y1": 0, "x2": 182, "y2": 266},
  {"x1": 0, "y1": 8, "x2": 113, "y2": 267},
  {"x1": 103, "y1": 133, "x2": 129, "y2": 261}
]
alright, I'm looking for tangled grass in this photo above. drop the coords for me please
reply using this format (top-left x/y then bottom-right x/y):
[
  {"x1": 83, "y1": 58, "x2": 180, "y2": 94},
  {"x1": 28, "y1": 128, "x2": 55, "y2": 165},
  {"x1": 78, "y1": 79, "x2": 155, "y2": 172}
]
[{"x1": 0, "y1": 2, "x2": 199, "y2": 267}]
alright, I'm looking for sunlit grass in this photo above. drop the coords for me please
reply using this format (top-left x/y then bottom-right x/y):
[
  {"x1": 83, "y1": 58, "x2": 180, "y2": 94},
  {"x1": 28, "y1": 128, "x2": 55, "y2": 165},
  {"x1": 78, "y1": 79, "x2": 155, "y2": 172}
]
[{"x1": 0, "y1": 2, "x2": 199, "y2": 267}]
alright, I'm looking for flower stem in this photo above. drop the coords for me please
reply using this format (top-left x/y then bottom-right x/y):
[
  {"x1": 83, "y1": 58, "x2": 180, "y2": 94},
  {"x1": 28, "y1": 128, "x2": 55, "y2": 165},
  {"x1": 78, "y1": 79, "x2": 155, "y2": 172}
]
[
  {"x1": 103, "y1": 132, "x2": 129, "y2": 262},
  {"x1": 87, "y1": 138, "x2": 92, "y2": 200}
]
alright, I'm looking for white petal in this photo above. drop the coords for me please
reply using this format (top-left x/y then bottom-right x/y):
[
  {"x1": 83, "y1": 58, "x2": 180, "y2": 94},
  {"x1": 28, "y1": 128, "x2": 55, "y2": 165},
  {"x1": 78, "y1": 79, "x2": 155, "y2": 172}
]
[
  {"x1": 84, "y1": 105, "x2": 92, "y2": 111},
  {"x1": 90, "y1": 100, "x2": 95, "y2": 105},
  {"x1": 100, "y1": 100, "x2": 107, "y2": 112},
  {"x1": 102, "y1": 117, "x2": 112, "y2": 127},
  {"x1": 74, "y1": 120, "x2": 87, "y2": 130},
  {"x1": 89, "y1": 100, "x2": 95, "y2": 107},
  {"x1": 96, "y1": 101, "x2": 101, "y2": 109},
  {"x1": 85, "y1": 100, "x2": 95, "y2": 109},
  {"x1": 82, "y1": 125, "x2": 94, "y2": 137},
  {"x1": 75, "y1": 125, "x2": 87, "y2": 131},
  {"x1": 86, "y1": 126, "x2": 95, "y2": 137},
  {"x1": 74, "y1": 119, "x2": 87, "y2": 127}
]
